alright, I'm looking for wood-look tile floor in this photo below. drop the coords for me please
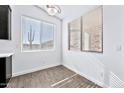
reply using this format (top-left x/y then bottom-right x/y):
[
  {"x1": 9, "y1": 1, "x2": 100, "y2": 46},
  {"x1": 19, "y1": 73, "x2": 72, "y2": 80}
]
[{"x1": 7, "y1": 65, "x2": 101, "y2": 88}]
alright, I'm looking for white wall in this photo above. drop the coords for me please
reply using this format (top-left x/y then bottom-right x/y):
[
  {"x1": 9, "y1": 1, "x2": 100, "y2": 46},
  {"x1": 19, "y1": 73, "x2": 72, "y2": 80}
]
[
  {"x1": 0, "y1": 5, "x2": 62, "y2": 76},
  {"x1": 62, "y1": 5, "x2": 124, "y2": 87},
  {"x1": 0, "y1": 5, "x2": 124, "y2": 87}
]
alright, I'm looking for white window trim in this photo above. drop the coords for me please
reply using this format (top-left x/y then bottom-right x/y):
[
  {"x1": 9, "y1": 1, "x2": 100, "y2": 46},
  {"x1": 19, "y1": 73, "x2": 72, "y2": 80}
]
[{"x1": 20, "y1": 15, "x2": 56, "y2": 53}]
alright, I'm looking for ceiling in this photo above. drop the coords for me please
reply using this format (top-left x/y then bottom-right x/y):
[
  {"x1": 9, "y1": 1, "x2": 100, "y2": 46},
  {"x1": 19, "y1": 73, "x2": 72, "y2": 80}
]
[{"x1": 38, "y1": 5, "x2": 97, "y2": 20}]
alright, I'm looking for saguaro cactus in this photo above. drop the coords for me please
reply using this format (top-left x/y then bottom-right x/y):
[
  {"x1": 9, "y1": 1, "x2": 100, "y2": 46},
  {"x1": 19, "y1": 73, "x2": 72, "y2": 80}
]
[{"x1": 28, "y1": 25, "x2": 35, "y2": 49}]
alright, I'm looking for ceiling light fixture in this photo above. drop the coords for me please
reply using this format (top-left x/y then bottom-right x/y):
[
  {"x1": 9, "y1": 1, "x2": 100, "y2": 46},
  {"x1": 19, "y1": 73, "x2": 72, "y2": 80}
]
[{"x1": 46, "y1": 5, "x2": 61, "y2": 16}]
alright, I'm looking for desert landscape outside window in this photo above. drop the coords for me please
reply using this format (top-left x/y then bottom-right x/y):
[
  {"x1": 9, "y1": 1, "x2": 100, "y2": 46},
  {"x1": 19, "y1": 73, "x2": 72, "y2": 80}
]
[{"x1": 21, "y1": 16, "x2": 55, "y2": 51}]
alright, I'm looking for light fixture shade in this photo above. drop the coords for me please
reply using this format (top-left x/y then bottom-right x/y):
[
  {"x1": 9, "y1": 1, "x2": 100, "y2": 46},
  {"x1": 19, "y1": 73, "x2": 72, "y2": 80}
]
[
  {"x1": 47, "y1": 7, "x2": 58, "y2": 16},
  {"x1": 46, "y1": 5, "x2": 61, "y2": 16}
]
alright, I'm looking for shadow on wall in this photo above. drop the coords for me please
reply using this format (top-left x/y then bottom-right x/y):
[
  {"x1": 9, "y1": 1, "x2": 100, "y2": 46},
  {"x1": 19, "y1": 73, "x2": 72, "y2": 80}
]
[
  {"x1": 89, "y1": 54, "x2": 124, "y2": 88},
  {"x1": 64, "y1": 52, "x2": 124, "y2": 88}
]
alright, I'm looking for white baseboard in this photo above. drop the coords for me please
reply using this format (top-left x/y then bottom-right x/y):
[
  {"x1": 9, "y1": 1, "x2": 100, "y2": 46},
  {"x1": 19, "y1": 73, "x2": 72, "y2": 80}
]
[
  {"x1": 63, "y1": 64, "x2": 108, "y2": 88},
  {"x1": 12, "y1": 61, "x2": 123, "y2": 88},
  {"x1": 13, "y1": 63, "x2": 61, "y2": 77}
]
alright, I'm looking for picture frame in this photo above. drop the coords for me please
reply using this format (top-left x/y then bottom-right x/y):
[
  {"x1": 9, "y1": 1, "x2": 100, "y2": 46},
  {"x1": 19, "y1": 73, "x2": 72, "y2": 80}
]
[
  {"x1": 68, "y1": 6, "x2": 103, "y2": 53},
  {"x1": 68, "y1": 17, "x2": 82, "y2": 51},
  {"x1": 82, "y1": 6, "x2": 103, "y2": 53}
]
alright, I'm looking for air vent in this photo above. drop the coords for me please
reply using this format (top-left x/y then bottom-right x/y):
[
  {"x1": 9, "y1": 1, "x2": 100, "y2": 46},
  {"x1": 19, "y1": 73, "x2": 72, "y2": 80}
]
[{"x1": 109, "y1": 72, "x2": 124, "y2": 88}]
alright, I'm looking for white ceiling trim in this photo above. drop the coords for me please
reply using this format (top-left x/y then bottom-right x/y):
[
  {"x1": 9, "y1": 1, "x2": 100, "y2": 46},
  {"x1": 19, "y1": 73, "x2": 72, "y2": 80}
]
[{"x1": 36, "y1": 5, "x2": 98, "y2": 21}]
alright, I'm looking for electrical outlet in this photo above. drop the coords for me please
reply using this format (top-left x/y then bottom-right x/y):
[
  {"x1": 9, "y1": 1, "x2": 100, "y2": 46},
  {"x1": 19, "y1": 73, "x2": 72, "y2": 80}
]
[
  {"x1": 116, "y1": 45, "x2": 122, "y2": 52},
  {"x1": 101, "y1": 72, "x2": 104, "y2": 78},
  {"x1": 100, "y1": 70, "x2": 104, "y2": 82}
]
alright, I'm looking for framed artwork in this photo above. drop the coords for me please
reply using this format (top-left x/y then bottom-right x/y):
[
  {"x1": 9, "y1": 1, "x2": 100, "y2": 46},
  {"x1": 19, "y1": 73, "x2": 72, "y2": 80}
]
[
  {"x1": 68, "y1": 6, "x2": 103, "y2": 53},
  {"x1": 82, "y1": 6, "x2": 103, "y2": 53},
  {"x1": 68, "y1": 17, "x2": 81, "y2": 51}
]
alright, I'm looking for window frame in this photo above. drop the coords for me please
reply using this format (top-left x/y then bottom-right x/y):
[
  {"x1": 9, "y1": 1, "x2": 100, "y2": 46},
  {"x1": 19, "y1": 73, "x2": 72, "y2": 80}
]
[{"x1": 21, "y1": 15, "x2": 56, "y2": 52}]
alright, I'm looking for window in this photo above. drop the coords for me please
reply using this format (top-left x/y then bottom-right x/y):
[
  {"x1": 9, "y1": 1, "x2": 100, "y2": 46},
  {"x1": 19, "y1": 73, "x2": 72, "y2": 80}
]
[
  {"x1": 21, "y1": 16, "x2": 55, "y2": 51},
  {"x1": 41, "y1": 22, "x2": 54, "y2": 49}
]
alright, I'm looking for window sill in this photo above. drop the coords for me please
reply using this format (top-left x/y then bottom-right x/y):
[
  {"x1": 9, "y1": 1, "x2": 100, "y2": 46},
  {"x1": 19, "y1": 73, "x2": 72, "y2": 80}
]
[{"x1": 21, "y1": 49, "x2": 55, "y2": 53}]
